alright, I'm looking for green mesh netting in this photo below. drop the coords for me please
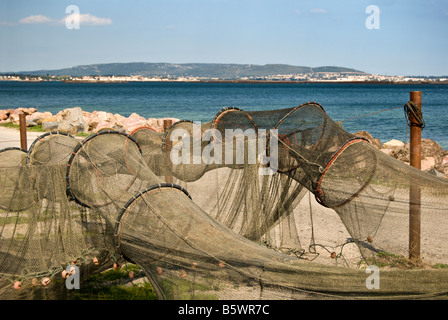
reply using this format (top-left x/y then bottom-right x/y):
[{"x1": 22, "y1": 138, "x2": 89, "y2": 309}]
[{"x1": 1, "y1": 102, "x2": 448, "y2": 300}]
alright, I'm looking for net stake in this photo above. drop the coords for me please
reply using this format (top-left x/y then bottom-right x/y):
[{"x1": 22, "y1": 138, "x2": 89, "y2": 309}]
[
  {"x1": 409, "y1": 91, "x2": 422, "y2": 261},
  {"x1": 19, "y1": 113, "x2": 27, "y2": 150},
  {"x1": 163, "y1": 119, "x2": 174, "y2": 183}
]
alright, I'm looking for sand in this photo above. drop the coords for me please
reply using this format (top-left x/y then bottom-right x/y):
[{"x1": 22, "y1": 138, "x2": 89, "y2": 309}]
[{"x1": 0, "y1": 127, "x2": 43, "y2": 150}]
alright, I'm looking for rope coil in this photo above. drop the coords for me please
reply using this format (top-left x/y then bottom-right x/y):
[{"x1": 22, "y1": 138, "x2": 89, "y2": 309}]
[{"x1": 404, "y1": 101, "x2": 425, "y2": 130}]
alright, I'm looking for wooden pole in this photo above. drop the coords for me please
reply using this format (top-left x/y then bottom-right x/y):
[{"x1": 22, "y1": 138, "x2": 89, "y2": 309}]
[
  {"x1": 409, "y1": 91, "x2": 422, "y2": 261},
  {"x1": 19, "y1": 113, "x2": 27, "y2": 150},
  {"x1": 163, "y1": 119, "x2": 173, "y2": 184}
]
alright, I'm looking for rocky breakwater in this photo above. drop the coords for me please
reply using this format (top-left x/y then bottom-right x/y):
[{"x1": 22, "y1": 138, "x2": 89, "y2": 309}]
[
  {"x1": 354, "y1": 130, "x2": 448, "y2": 179},
  {"x1": 0, "y1": 107, "x2": 178, "y2": 134}
]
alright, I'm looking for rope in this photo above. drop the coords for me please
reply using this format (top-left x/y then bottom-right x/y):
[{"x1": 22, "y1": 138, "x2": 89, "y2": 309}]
[
  {"x1": 340, "y1": 105, "x2": 403, "y2": 123},
  {"x1": 404, "y1": 101, "x2": 425, "y2": 130}
]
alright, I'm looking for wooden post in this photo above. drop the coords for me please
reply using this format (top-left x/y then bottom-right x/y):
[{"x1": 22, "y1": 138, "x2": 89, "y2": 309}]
[
  {"x1": 19, "y1": 113, "x2": 27, "y2": 150},
  {"x1": 164, "y1": 119, "x2": 173, "y2": 183},
  {"x1": 409, "y1": 91, "x2": 422, "y2": 261}
]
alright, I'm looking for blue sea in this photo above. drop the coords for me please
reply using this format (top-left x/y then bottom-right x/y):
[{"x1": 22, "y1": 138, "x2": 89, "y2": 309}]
[{"x1": 0, "y1": 81, "x2": 447, "y2": 149}]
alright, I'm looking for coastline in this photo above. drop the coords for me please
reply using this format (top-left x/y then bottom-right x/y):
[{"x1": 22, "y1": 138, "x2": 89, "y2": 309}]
[{"x1": 1, "y1": 79, "x2": 448, "y2": 85}]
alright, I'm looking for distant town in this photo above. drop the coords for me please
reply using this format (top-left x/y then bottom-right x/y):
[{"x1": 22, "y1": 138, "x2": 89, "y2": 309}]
[
  {"x1": 1, "y1": 73, "x2": 447, "y2": 83},
  {"x1": 1, "y1": 62, "x2": 447, "y2": 83}
]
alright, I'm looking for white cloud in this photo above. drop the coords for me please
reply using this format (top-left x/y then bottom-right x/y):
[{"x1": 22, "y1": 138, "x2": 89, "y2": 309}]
[
  {"x1": 310, "y1": 8, "x2": 328, "y2": 14},
  {"x1": 0, "y1": 21, "x2": 18, "y2": 27},
  {"x1": 12, "y1": 13, "x2": 111, "y2": 27},
  {"x1": 65, "y1": 13, "x2": 112, "y2": 26},
  {"x1": 19, "y1": 15, "x2": 53, "y2": 24}
]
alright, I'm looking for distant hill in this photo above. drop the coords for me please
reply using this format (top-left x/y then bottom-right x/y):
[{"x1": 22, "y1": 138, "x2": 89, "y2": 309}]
[{"x1": 13, "y1": 62, "x2": 367, "y2": 79}]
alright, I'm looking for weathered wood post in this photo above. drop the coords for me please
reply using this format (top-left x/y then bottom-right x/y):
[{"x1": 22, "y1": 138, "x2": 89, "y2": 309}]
[
  {"x1": 408, "y1": 91, "x2": 422, "y2": 261},
  {"x1": 164, "y1": 119, "x2": 173, "y2": 183},
  {"x1": 19, "y1": 113, "x2": 27, "y2": 150}
]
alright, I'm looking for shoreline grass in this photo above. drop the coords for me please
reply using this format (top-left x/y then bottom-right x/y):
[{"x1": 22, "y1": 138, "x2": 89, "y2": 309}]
[{"x1": 0, "y1": 122, "x2": 89, "y2": 137}]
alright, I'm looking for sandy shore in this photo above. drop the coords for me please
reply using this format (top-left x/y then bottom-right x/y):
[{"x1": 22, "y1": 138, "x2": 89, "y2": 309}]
[{"x1": 0, "y1": 127, "x2": 44, "y2": 150}]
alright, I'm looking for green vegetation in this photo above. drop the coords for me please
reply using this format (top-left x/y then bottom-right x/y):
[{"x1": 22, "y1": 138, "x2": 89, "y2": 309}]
[
  {"x1": 0, "y1": 122, "x2": 89, "y2": 137},
  {"x1": 68, "y1": 263, "x2": 158, "y2": 300},
  {"x1": 363, "y1": 251, "x2": 448, "y2": 271},
  {"x1": 159, "y1": 276, "x2": 220, "y2": 300},
  {"x1": 0, "y1": 122, "x2": 45, "y2": 132},
  {"x1": 432, "y1": 263, "x2": 448, "y2": 269}
]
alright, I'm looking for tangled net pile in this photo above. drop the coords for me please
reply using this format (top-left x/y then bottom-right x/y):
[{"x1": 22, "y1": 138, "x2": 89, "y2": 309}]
[{"x1": 1, "y1": 102, "x2": 448, "y2": 300}]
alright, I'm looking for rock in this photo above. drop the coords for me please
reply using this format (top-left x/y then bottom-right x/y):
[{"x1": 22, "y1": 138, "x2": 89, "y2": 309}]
[
  {"x1": 95, "y1": 120, "x2": 120, "y2": 132},
  {"x1": 26, "y1": 119, "x2": 37, "y2": 127},
  {"x1": 42, "y1": 121, "x2": 59, "y2": 131},
  {"x1": 385, "y1": 139, "x2": 445, "y2": 173},
  {"x1": 27, "y1": 111, "x2": 53, "y2": 125},
  {"x1": 5, "y1": 108, "x2": 38, "y2": 123},
  {"x1": 113, "y1": 114, "x2": 127, "y2": 128},
  {"x1": 421, "y1": 139, "x2": 445, "y2": 159},
  {"x1": 122, "y1": 113, "x2": 148, "y2": 133},
  {"x1": 353, "y1": 131, "x2": 381, "y2": 149},
  {"x1": 380, "y1": 148, "x2": 394, "y2": 156},
  {"x1": 421, "y1": 157, "x2": 436, "y2": 171},
  {"x1": 0, "y1": 110, "x2": 8, "y2": 121},
  {"x1": 383, "y1": 139, "x2": 404, "y2": 148},
  {"x1": 94, "y1": 111, "x2": 109, "y2": 122},
  {"x1": 84, "y1": 111, "x2": 118, "y2": 132},
  {"x1": 442, "y1": 155, "x2": 448, "y2": 166},
  {"x1": 20, "y1": 107, "x2": 37, "y2": 115},
  {"x1": 41, "y1": 116, "x2": 58, "y2": 124},
  {"x1": 8, "y1": 112, "x2": 21, "y2": 124},
  {"x1": 371, "y1": 138, "x2": 382, "y2": 149},
  {"x1": 57, "y1": 107, "x2": 87, "y2": 134}
]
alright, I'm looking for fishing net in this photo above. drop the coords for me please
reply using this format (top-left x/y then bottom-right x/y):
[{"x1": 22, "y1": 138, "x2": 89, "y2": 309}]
[{"x1": 1, "y1": 102, "x2": 448, "y2": 300}]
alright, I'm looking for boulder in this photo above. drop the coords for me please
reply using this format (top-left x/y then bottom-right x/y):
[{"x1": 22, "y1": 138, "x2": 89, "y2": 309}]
[
  {"x1": 84, "y1": 111, "x2": 118, "y2": 132},
  {"x1": 13, "y1": 107, "x2": 37, "y2": 116},
  {"x1": 27, "y1": 111, "x2": 53, "y2": 125},
  {"x1": 383, "y1": 139, "x2": 404, "y2": 148},
  {"x1": 353, "y1": 130, "x2": 382, "y2": 149},
  {"x1": 122, "y1": 113, "x2": 148, "y2": 132},
  {"x1": 8, "y1": 112, "x2": 21, "y2": 124},
  {"x1": 0, "y1": 110, "x2": 8, "y2": 121},
  {"x1": 26, "y1": 119, "x2": 37, "y2": 127},
  {"x1": 113, "y1": 114, "x2": 127, "y2": 128},
  {"x1": 385, "y1": 139, "x2": 445, "y2": 173},
  {"x1": 421, "y1": 157, "x2": 436, "y2": 172},
  {"x1": 57, "y1": 107, "x2": 87, "y2": 134},
  {"x1": 42, "y1": 121, "x2": 59, "y2": 131},
  {"x1": 380, "y1": 148, "x2": 394, "y2": 156},
  {"x1": 95, "y1": 120, "x2": 122, "y2": 132}
]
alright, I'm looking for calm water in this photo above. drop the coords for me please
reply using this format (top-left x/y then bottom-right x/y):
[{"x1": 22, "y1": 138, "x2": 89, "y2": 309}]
[{"x1": 0, "y1": 81, "x2": 447, "y2": 148}]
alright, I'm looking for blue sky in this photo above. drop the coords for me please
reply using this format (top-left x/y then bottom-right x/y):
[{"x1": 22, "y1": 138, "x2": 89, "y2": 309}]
[{"x1": 0, "y1": 0, "x2": 447, "y2": 76}]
